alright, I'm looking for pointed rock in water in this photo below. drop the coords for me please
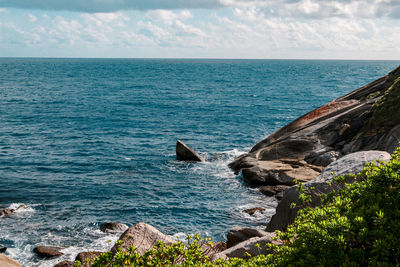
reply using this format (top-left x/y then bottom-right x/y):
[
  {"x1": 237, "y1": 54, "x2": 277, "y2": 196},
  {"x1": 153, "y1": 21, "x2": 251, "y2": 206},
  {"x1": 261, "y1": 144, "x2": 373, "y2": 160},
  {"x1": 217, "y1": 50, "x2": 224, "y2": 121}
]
[
  {"x1": 176, "y1": 140, "x2": 205, "y2": 162},
  {"x1": 242, "y1": 207, "x2": 265, "y2": 216}
]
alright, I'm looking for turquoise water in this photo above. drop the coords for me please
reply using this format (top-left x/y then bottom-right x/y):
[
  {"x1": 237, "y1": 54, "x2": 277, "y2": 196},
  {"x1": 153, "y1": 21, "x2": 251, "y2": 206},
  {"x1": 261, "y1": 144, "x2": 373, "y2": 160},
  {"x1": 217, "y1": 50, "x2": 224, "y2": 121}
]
[{"x1": 0, "y1": 58, "x2": 399, "y2": 266}]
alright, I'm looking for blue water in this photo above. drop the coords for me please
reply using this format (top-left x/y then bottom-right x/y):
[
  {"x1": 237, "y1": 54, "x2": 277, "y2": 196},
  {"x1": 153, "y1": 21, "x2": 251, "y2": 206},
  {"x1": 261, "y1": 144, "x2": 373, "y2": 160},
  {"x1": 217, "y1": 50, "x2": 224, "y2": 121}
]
[{"x1": 0, "y1": 58, "x2": 399, "y2": 266}]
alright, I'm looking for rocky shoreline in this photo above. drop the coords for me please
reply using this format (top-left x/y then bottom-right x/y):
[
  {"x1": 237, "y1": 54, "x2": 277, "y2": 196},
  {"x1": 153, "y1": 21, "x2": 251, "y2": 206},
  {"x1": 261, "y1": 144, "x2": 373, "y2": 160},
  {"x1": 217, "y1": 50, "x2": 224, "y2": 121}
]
[{"x1": 2, "y1": 65, "x2": 400, "y2": 266}]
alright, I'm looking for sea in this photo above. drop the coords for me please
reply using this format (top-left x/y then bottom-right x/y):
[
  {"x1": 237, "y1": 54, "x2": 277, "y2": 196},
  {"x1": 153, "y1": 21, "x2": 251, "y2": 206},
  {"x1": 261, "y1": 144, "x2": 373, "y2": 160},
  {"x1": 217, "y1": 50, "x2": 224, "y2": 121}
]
[{"x1": 0, "y1": 58, "x2": 399, "y2": 266}]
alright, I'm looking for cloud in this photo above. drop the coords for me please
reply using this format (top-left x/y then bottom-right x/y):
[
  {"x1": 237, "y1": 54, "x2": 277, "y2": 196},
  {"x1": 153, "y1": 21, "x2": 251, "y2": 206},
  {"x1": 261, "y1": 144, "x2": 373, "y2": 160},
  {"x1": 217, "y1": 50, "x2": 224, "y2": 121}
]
[{"x1": 0, "y1": 0, "x2": 223, "y2": 12}]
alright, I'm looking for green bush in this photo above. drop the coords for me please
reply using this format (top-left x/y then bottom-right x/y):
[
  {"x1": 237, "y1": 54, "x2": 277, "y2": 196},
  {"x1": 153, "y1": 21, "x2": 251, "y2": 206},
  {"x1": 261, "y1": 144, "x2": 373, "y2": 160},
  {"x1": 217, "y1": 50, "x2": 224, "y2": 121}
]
[{"x1": 79, "y1": 147, "x2": 400, "y2": 266}]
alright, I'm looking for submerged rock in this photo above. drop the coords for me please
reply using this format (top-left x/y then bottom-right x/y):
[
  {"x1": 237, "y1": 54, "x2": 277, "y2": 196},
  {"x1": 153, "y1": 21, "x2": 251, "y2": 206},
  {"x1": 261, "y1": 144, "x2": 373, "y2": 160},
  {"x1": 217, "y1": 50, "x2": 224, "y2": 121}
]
[
  {"x1": 111, "y1": 222, "x2": 175, "y2": 255},
  {"x1": 0, "y1": 254, "x2": 21, "y2": 267},
  {"x1": 33, "y1": 246, "x2": 64, "y2": 258},
  {"x1": 0, "y1": 247, "x2": 7, "y2": 253},
  {"x1": 242, "y1": 207, "x2": 265, "y2": 216},
  {"x1": 176, "y1": 140, "x2": 205, "y2": 162},
  {"x1": 100, "y1": 222, "x2": 128, "y2": 233},
  {"x1": 266, "y1": 150, "x2": 391, "y2": 232},
  {"x1": 0, "y1": 205, "x2": 26, "y2": 217}
]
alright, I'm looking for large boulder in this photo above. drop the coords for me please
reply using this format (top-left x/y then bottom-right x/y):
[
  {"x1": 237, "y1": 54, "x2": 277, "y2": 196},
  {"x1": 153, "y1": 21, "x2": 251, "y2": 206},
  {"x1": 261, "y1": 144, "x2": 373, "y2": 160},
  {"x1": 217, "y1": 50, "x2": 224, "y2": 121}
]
[
  {"x1": 0, "y1": 255, "x2": 21, "y2": 267},
  {"x1": 212, "y1": 233, "x2": 281, "y2": 260},
  {"x1": 176, "y1": 140, "x2": 205, "y2": 162},
  {"x1": 111, "y1": 222, "x2": 175, "y2": 255},
  {"x1": 226, "y1": 226, "x2": 269, "y2": 248},
  {"x1": 33, "y1": 246, "x2": 64, "y2": 258},
  {"x1": 100, "y1": 222, "x2": 128, "y2": 233},
  {"x1": 266, "y1": 151, "x2": 391, "y2": 232},
  {"x1": 53, "y1": 260, "x2": 74, "y2": 267}
]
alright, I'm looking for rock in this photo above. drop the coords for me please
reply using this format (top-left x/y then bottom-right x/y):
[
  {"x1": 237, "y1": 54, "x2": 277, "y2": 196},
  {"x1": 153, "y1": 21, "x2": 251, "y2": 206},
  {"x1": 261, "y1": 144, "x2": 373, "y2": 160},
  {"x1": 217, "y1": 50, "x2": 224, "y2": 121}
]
[
  {"x1": 259, "y1": 185, "x2": 290, "y2": 200},
  {"x1": 241, "y1": 159, "x2": 321, "y2": 186},
  {"x1": 111, "y1": 222, "x2": 175, "y2": 255},
  {"x1": 242, "y1": 207, "x2": 265, "y2": 216},
  {"x1": 100, "y1": 222, "x2": 128, "y2": 233},
  {"x1": 200, "y1": 242, "x2": 227, "y2": 258},
  {"x1": 0, "y1": 208, "x2": 14, "y2": 216},
  {"x1": 266, "y1": 151, "x2": 391, "y2": 232},
  {"x1": 212, "y1": 233, "x2": 282, "y2": 260},
  {"x1": 53, "y1": 260, "x2": 74, "y2": 267},
  {"x1": 230, "y1": 66, "x2": 400, "y2": 192},
  {"x1": 0, "y1": 247, "x2": 7, "y2": 253},
  {"x1": 33, "y1": 246, "x2": 64, "y2": 258},
  {"x1": 226, "y1": 226, "x2": 268, "y2": 248},
  {"x1": 0, "y1": 254, "x2": 21, "y2": 267},
  {"x1": 176, "y1": 140, "x2": 205, "y2": 162},
  {"x1": 75, "y1": 251, "x2": 103, "y2": 266}
]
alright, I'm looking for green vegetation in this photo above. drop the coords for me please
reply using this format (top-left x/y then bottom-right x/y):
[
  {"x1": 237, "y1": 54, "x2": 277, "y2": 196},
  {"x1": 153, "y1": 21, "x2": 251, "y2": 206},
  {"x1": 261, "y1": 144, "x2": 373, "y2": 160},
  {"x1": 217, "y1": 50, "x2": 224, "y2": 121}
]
[
  {"x1": 78, "y1": 147, "x2": 400, "y2": 266},
  {"x1": 364, "y1": 68, "x2": 400, "y2": 133}
]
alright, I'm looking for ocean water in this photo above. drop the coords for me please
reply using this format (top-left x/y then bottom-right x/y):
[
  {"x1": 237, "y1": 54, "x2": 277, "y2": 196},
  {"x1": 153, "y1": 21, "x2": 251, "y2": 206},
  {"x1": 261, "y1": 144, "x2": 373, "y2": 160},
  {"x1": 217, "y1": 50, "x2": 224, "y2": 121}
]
[{"x1": 0, "y1": 58, "x2": 399, "y2": 266}]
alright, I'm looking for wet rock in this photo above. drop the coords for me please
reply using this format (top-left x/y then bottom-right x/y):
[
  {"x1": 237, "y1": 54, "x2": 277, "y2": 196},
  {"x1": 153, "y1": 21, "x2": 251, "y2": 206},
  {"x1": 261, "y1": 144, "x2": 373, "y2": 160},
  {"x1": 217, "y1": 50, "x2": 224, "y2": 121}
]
[
  {"x1": 266, "y1": 150, "x2": 391, "y2": 232},
  {"x1": 53, "y1": 260, "x2": 74, "y2": 267},
  {"x1": 212, "y1": 233, "x2": 282, "y2": 261},
  {"x1": 0, "y1": 254, "x2": 21, "y2": 267},
  {"x1": 242, "y1": 207, "x2": 265, "y2": 216},
  {"x1": 176, "y1": 140, "x2": 205, "y2": 162},
  {"x1": 33, "y1": 246, "x2": 64, "y2": 258},
  {"x1": 0, "y1": 247, "x2": 7, "y2": 253},
  {"x1": 111, "y1": 222, "x2": 175, "y2": 255},
  {"x1": 0, "y1": 208, "x2": 14, "y2": 216},
  {"x1": 227, "y1": 226, "x2": 268, "y2": 248},
  {"x1": 100, "y1": 222, "x2": 128, "y2": 233},
  {"x1": 75, "y1": 251, "x2": 103, "y2": 267}
]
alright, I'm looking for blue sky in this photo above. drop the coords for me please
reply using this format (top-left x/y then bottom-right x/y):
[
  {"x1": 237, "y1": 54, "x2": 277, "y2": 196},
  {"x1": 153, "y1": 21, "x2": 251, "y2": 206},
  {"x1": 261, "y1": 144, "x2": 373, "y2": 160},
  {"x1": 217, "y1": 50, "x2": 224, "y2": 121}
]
[{"x1": 0, "y1": 0, "x2": 399, "y2": 59}]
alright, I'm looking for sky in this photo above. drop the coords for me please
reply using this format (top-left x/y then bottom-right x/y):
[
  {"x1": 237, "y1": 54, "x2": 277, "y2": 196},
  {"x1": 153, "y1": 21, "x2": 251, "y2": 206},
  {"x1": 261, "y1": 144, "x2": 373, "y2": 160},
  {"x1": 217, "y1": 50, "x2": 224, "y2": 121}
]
[{"x1": 0, "y1": 0, "x2": 400, "y2": 59}]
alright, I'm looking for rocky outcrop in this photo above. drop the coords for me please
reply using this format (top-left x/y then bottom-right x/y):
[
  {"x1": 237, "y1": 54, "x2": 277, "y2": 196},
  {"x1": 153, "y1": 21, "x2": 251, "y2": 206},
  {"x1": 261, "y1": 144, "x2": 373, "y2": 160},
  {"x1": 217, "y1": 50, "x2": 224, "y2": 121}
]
[
  {"x1": 0, "y1": 254, "x2": 21, "y2": 267},
  {"x1": 259, "y1": 185, "x2": 291, "y2": 200},
  {"x1": 176, "y1": 140, "x2": 205, "y2": 162},
  {"x1": 111, "y1": 222, "x2": 175, "y2": 255},
  {"x1": 33, "y1": 246, "x2": 64, "y2": 258},
  {"x1": 229, "y1": 66, "x2": 400, "y2": 189},
  {"x1": 100, "y1": 222, "x2": 129, "y2": 233},
  {"x1": 212, "y1": 233, "x2": 282, "y2": 260},
  {"x1": 226, "y1": 226, "x2": 269, "y2": 248},
  {"x1": 75, "y1": 251, "x2": 103, "y2": 267},
  {"x1": 266, "y1": 150, "x2": 391, "y2": 232}
]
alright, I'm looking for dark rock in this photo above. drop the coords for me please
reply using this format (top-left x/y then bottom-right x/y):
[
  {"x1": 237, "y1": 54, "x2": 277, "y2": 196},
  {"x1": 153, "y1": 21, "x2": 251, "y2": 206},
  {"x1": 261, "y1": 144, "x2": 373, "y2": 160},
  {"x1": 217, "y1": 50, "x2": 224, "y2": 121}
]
[
  {"x1": 0, "y1": 247, "x2": 7, "y2": 253},
  {"x1": 0, "y1": 254, "x2": 21, "y2": 267},
  {"x1": 33, "y1": 246, "x2": 63, "y2": 258},
  {"x1": 100, "y1": 222, "x2": 128, "y2": 233},
  {"x1": 212, "y1": 233, "x2": 282, "y2": 260},
  {"x1": 53, "y1": 260, "x2": 74, "y2": 267},
  {"x1": 259, "y1": 185, "x2": 291, "y2": 197},
  {"x1": 266, "y1": 151, "x2": 391, "y2": 232},
  {"x1": 75, "y1": 251, "x2": 103, "y2": 266},
  {"x1": 111, "y1": 222, "x2": 175, "y2": 255},
  {"x1": 176, "y1": 140, "x2": 205, "y2": 162},
  {"x1": 200, "y1": 242, "x2": 227, "y2": 258},
  {"x1": 242, "y1": 207, "x2": 265, "y2": 216},
  {"x1": 227, "y1": 226, "x2": 268, "y2": 248}
]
